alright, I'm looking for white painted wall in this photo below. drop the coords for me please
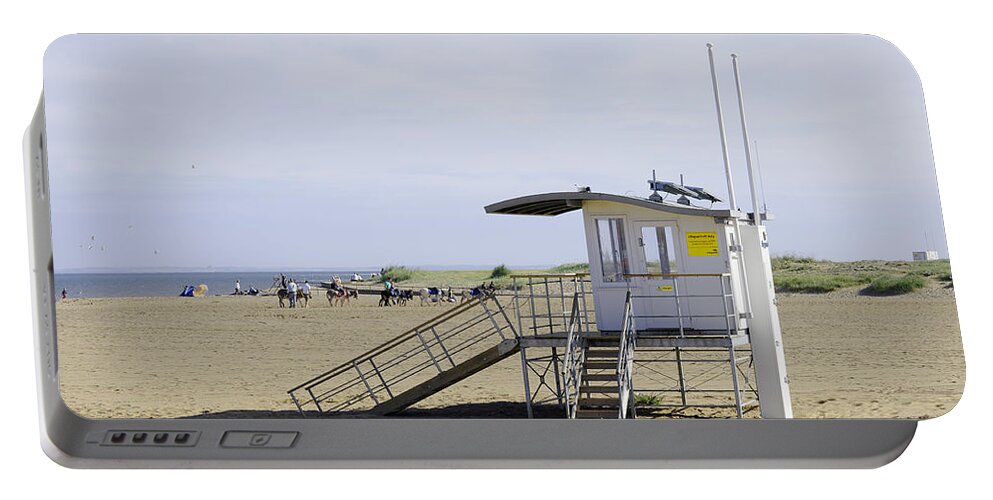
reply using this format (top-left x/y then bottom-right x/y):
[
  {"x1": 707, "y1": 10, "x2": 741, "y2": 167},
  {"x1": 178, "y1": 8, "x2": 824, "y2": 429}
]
[{"x1": 581, "y1": 200, "x2": 746, "y2": 332}]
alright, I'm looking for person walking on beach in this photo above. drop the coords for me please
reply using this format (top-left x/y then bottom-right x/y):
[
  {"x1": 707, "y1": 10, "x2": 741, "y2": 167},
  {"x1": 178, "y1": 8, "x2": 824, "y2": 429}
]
[
  {"x1": 287, "y1": 279, "x2": 298, "y2": 308},
  {"x1": 301, "y1": 280, "x2": 312, "y2": 305},
  {"x1": 235, "y1": 280, "x2": 241, "y2": 295},
  {"x1": 61, "y1": 288, "x2": 68, "y2": 300}
]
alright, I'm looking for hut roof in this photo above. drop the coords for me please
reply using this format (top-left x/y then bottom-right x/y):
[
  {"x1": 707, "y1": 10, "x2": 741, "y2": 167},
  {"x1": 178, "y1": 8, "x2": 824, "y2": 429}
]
[{"x1": 484, "y1": 191, "x2": 748, "y2": 219}]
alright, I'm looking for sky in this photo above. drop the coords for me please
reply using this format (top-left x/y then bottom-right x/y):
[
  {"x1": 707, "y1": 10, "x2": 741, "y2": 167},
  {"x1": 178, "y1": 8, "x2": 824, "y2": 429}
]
[{"x1": 42, "y1": 34, "x2": 948, "y2": 271}]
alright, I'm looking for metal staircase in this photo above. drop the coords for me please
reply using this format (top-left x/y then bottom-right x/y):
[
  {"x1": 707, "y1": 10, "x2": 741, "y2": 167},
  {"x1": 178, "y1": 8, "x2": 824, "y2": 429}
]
[
  {"x1": 570, "y1": 291, "x2": 637, "y2": 419},
  {"x1": 288, "y1": 294, "x2": 518, "y2": 415}
]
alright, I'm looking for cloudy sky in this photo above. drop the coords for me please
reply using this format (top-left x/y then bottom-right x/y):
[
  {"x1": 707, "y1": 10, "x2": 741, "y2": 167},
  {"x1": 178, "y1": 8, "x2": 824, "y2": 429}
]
[{"x1": 43, "y1": 34, "x2": 947, "y2": 271}]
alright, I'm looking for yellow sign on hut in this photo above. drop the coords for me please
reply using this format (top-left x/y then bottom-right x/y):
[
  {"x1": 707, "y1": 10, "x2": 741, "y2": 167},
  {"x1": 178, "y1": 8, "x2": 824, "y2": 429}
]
[{"x1": 686, "y1": 231, "x2": 720, "y2": 256}]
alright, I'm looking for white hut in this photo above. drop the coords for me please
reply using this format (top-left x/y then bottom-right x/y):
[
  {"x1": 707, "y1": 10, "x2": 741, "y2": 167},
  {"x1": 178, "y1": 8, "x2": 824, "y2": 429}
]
[{"x1": 486, "y1": 186, "x2": 793, "y2": 418}]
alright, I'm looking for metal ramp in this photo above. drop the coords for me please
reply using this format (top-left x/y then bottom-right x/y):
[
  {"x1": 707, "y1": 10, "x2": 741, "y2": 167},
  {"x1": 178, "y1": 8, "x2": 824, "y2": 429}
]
[{"x1": 288, "y1": 295, "x2": 518, "y2": 415}]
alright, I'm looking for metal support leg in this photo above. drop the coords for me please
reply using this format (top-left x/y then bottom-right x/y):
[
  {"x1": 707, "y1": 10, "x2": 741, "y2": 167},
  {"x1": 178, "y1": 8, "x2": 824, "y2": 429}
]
[
  {"x1": 519, "y1": 346, "x2": 534, "y2": 418},
  {"x1": 675, "y1": 347, "x2": 688, "y2": 406},
  {"x1": 551, "y1": 347, "x2": 564, "y2": 405},
  {"x1": 728, "y1": 345, "x2": 743, "y2": 418}
]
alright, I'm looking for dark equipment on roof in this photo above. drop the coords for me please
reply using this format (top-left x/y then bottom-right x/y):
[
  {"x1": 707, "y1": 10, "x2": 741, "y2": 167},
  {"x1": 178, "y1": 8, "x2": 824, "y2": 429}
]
[
  {"x1": 649, "y1": 180, "x2": 698, "y2": 198},
  {"x1": 685, "y1": 186, "x2": 722, "y2": 203}
]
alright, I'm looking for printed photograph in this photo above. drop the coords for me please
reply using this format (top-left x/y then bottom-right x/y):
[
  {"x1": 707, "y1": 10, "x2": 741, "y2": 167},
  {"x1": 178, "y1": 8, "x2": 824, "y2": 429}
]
[{"x1": 44, "y1": 34, "x2": 963, "y2": 419}]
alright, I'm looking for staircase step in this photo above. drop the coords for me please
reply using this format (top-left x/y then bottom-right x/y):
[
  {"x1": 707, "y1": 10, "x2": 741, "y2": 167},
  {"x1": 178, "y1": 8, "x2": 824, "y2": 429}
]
[
  {"x1": 583, "y1": 374, "x2": 619, "y2": 382},
  {"x1": 575, "y1": 409, "x2": 621, "y2": 419},
  {"x1": 584, "y1": 350, "x2": 620, "y2": 358},
  {"x1": 580, "y1": 386, "x2": 618, "y2": 394},
  {"x1": 583, "y1": 361, "x2": 618, "y2": 370},
  {"x1": 586, "y1": 337, "x2": 620, "y2": 347},
  {"x1": 579, "y1": 397, "x2": 620, "y2": 407}
]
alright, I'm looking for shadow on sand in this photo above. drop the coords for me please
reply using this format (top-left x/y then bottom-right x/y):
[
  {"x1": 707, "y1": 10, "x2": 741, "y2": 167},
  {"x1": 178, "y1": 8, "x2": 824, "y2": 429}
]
[{"x1": 181, "y1": 402, "x2": 565, "y2": 419}]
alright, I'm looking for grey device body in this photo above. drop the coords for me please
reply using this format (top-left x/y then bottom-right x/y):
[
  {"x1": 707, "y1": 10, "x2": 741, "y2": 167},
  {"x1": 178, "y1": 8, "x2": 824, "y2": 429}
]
[{"x1": 24, "y1": 98, "x2": 917, "y2": 468}]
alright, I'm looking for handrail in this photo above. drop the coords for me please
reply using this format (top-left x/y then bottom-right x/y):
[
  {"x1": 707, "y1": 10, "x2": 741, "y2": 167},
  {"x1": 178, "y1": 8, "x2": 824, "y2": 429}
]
[
  {"x1": 509, "y1": 272, "x2": 591, "y2": 279},
  {"x1": 623, "y1": 273, "x2": 729, "y2": 278},
  {"x1": 561, "y1": 292, "x2": 585, "y2": 419},
  {"x1": 617, "y1": 290, "x2": 637, "y2": 418}
]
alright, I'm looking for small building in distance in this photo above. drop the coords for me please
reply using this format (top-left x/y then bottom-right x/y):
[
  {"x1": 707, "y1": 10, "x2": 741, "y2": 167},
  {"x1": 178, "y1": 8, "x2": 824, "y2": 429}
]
[{"x1": 913, "y1": 250, "x2": 939, "y2": 261}]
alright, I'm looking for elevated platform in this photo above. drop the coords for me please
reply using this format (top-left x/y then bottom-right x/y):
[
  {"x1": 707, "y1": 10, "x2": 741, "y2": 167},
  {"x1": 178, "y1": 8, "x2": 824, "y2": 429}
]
[
  {"x1": 289, "y1": 273, "x2": 761, "y2": 420},
  {"x1": 520, "y1": 331, "x2": 750, "y2": 349}
]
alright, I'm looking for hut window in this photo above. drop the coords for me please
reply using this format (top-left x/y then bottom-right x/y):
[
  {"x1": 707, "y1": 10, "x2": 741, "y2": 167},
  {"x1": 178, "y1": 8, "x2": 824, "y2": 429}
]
[
  {"x1": 596, "y1": 218, "x2": 630, "y2": 282},
  {"x1": 640, "y1": 225, "x2": 678, "y2": 274}
]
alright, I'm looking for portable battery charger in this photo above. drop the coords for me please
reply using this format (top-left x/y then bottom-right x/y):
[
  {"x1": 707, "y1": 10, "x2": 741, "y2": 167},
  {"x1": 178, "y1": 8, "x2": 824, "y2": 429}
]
[{"x1": 25, "y1": 33, "x2": 959, "y2": 467}]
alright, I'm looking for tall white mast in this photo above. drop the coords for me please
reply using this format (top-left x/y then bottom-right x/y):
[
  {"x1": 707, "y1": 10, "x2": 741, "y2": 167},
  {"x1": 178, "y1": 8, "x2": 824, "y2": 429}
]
[
  {"x1": 707, "y1": 43, "x2": 739, "y2": 212},
  {"x1": 731, "y1": 53, "x2": 763, "y2": 226},
  {"x1": 707, "y1": 43, "x2": 752, "y2": 318},
  {"x1": 703, "y1": 45, "x2": 792, "y2": 418}
]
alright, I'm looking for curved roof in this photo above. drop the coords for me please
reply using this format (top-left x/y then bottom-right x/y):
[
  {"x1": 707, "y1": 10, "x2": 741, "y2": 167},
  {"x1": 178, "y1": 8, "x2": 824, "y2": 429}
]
[{"x1": 484, "y1": 191, "x2": 742, "y2": 218}]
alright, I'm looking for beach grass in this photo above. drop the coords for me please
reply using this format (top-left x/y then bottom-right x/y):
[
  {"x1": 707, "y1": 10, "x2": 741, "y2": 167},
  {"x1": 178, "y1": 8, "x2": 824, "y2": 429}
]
[
  {"x1": 774, "y1": 274, "x2": 873, "y2": 293},
  {"x1": 548, "y1": 262, "x2": 590, "y2": 273},
  {"x1": 865, "y1": 274, "x2": 929, "y2": 295},
  {"x1": 770, "y1": 253, "x2": 820, "y2": 270},
  {"x1": 634, "y1": 393, "x2": 663, "y2": 406},
  {"x1": 379, "y1": 259, "x2": 947, "y2": 295},
  {"x1": 771, "y1": 257, "x2": 950, "y2": 295}
]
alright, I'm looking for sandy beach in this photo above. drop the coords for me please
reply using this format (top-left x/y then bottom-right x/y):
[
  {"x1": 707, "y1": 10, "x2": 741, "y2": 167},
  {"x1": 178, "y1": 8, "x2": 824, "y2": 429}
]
[{"x1": 55, "y1": 284, "x2": 963, "y2": 419}]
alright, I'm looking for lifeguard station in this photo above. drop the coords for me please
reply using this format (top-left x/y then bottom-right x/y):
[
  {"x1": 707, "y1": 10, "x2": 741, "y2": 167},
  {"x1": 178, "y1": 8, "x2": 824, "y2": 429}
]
[
  {"x1": 485, "y1": 180, "x2": 791, "y2": 419},
  {"x1": 288, "y1": 44, "x2": 792, "y2": 419}
]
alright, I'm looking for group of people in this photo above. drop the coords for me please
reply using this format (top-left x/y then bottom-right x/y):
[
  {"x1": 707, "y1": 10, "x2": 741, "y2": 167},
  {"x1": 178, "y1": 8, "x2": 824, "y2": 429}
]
[
  {"x1": 278, "y1": 274, "x2": 312, "y2": 308},
  {"x1": 232, "y1": 280, "x2": 261, "y2": 296}
]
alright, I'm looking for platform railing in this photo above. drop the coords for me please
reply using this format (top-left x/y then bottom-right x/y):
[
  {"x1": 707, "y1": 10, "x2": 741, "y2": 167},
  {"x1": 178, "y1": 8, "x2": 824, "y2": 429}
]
[
  {"x1": 287, "y1": 294, "x2": 516, "y2": 415},
  {"x1": 511, "y1": 273, "x2": 595, "y2": 338},
  {"x1": 622, "y1": 273, "x2": 738, "y2": 337}
]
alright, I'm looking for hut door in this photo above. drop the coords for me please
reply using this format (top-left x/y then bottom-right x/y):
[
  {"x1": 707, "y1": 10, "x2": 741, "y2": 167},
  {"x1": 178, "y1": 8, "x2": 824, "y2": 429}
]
[{"x1": 633, "y1": 222, "x2": 687, "y2": 332}]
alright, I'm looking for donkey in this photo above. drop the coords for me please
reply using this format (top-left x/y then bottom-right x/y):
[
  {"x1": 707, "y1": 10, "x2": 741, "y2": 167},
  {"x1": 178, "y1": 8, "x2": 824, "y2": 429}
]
[
  {"x1": 277, "y1": 288, "x2": 306, "y2": 308},
  {"x1": 327, "y1": 287, "x2": 359, "y2": 306}
]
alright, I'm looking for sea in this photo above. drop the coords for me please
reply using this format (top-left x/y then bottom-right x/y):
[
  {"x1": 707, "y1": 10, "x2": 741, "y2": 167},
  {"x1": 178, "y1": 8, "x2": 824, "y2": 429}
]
[{"x1": 54, "y1": 270, "x2": 379, "y2": 298}]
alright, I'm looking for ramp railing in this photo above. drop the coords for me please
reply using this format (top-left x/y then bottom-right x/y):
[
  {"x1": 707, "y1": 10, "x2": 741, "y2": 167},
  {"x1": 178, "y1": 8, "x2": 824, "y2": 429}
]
[
  {"x1": 617, "y1": 290, "x2": 637, "y2": 418},
  {"x1": 288, "y1": 294, "x2": 517, "y2": 415},
  {"x1": 560, "y1": 291, "x2": 586, "y2": 419}
]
